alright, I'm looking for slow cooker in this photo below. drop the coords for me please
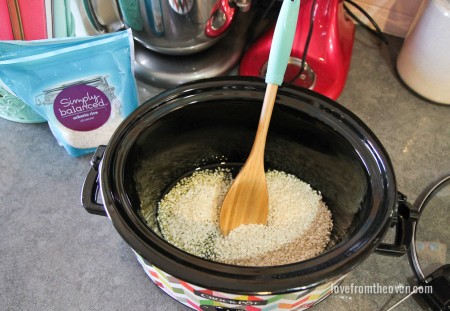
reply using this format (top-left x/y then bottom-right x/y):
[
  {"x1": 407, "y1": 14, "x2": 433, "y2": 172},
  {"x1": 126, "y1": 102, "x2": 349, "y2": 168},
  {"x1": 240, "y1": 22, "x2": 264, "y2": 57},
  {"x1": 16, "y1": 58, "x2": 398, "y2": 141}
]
[{"x1": 82, "y1": 77, "x2": 447, "y2": 310}]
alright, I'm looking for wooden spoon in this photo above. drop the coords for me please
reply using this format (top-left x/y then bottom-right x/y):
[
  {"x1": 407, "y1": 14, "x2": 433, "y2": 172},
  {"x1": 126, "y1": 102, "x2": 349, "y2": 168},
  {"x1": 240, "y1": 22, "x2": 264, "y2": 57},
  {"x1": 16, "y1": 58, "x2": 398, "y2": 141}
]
[{"x1": 219, "y1": 0, "x2": 301, "y2": 236}]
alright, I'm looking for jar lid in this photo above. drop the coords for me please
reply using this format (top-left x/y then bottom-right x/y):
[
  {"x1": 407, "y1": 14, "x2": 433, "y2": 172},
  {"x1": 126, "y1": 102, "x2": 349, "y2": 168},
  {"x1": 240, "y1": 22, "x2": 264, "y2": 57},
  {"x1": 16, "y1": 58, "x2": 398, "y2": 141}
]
[{"x1": 408, "y1": 174, "x2": 450, "y2": 310}]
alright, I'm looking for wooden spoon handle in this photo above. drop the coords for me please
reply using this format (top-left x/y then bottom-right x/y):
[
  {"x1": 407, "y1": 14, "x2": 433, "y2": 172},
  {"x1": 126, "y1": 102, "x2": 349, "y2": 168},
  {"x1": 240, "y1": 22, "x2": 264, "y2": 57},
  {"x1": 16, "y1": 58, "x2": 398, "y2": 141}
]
[{"x1": 251, "y1": 83, "x2": 279, "y2": 160}]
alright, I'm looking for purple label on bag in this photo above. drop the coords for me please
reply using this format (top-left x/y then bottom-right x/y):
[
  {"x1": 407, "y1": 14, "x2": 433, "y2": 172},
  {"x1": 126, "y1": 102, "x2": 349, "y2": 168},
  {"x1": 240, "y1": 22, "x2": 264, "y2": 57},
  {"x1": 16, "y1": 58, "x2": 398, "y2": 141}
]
[{"x1": 53, "y1": 84, "x2": 111, "y2": 131}]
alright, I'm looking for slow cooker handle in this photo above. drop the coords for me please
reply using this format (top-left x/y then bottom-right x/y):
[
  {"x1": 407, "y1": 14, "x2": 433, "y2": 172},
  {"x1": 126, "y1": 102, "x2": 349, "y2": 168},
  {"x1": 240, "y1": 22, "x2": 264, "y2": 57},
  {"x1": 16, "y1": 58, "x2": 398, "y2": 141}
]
[
  {"x1": 375, "y1": 192, "x2": 418, "y2": 256},
  {"x1": 81, "y1": 145, "x2": 108, "y2": 217}
]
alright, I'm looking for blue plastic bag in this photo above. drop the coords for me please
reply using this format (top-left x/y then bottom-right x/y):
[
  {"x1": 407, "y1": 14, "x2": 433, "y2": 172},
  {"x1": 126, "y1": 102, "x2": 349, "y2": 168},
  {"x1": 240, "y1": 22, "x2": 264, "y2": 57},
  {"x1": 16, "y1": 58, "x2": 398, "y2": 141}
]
[{"x1": 0, "y1": 29, "x2": 138, "y2": 157}]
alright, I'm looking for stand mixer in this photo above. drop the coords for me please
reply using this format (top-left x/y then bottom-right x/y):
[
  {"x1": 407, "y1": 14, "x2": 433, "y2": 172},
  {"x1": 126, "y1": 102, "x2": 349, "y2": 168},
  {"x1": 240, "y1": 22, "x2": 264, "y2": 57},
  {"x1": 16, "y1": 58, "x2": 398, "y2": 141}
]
[
  {"x1": 79, "y1": 0, "x2": 254, "y2": 88},
  {"x1": 240, "y1": 0, "x2": 355, "y2": 100}
]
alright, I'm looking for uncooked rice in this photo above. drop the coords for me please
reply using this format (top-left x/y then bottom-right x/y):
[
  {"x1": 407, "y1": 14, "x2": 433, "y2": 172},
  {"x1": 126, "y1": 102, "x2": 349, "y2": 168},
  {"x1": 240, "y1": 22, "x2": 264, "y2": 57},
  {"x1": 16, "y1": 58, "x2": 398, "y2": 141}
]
[
  {"x1": 153, "y1": 168, "x2": 333, "y2": 266},
  {"x1": 50, "y1": 98, "x2": 124, "y2": 149}
]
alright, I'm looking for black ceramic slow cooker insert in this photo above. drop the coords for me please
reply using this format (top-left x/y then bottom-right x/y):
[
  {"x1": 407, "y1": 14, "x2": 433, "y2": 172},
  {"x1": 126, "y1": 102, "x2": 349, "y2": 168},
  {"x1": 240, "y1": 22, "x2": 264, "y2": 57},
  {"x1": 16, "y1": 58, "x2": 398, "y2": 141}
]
[{"x1": 82, "y1": 77, "x2": 417, "y2": 309}]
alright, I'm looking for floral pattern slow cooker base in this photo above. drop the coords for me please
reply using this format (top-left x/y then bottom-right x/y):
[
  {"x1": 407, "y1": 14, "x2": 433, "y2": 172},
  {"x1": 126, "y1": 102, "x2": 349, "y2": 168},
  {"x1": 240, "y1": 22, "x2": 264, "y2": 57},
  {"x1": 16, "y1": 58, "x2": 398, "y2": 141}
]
[{"x1": 135, "y1": 252, "x2": 346, "y2": 311}]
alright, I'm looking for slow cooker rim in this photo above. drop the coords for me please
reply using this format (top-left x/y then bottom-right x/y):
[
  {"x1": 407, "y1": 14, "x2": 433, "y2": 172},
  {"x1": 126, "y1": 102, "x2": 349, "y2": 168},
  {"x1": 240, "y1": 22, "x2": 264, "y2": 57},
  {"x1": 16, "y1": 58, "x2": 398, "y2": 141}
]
[{"x1": 100, "y1": 77, "x2": 397, "y2": 293}]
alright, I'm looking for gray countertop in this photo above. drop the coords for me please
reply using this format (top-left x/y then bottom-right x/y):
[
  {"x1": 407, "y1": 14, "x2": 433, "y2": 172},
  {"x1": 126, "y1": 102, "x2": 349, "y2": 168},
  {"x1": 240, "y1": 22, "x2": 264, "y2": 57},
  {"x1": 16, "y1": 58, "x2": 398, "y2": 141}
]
[{"x1": 1, "y1": 27, "x2": 449, "y2": 311}]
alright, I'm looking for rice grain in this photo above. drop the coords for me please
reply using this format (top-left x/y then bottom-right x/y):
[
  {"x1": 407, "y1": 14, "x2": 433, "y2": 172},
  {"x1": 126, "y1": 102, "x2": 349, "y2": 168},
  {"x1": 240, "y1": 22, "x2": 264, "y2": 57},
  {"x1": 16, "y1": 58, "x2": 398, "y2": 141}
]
[{"x1": 152, "y1": 169, "x2": 332, "y2": 266}]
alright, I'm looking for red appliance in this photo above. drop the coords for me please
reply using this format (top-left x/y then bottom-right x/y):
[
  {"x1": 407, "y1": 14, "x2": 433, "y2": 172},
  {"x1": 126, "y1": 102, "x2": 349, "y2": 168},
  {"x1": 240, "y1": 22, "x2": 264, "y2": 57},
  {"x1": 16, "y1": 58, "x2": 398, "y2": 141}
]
[{"x1": 239, "y1": 0, "x2": 355, "y2": 100}]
